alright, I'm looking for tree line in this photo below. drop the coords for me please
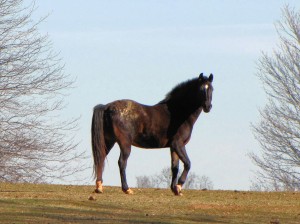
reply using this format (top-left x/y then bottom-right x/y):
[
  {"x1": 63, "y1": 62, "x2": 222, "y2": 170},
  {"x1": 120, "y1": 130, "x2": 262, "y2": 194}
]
[{"x1": 136, "y1": 167, "x2": 213, "y2": 190}]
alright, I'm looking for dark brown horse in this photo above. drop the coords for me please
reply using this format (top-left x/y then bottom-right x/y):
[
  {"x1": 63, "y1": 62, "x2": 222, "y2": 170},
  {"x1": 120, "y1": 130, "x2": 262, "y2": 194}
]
[{"x1": 91, "y1": 73, "x2": 214, "y2": 195}]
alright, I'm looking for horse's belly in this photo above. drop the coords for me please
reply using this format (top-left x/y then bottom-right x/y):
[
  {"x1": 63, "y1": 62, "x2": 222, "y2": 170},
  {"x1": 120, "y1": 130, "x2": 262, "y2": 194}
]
[{"x1": 132, "y1": 134, "x2": 168, "y2": 149}]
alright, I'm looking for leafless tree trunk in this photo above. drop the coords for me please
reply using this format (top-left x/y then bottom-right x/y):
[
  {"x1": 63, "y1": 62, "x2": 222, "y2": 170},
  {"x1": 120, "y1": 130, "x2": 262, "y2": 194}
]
[
  {"x1": 0, "y1": 0, "x2": 84, "y2": 183},
  {"x1": 250, "y1": 5, "x2": 300, "y2": 191}
]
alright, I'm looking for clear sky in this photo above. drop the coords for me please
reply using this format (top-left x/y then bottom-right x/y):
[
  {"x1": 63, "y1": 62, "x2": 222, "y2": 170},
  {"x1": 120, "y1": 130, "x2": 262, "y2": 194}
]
[{"x1": 26, "y1": 0, "x2": 300, "y2": 190}]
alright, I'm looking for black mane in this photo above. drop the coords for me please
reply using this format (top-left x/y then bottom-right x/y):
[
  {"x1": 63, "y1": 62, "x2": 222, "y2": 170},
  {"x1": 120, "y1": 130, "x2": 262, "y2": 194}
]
[{"x1": 158, "y1": 77, "x2": 199, "y2": 104}]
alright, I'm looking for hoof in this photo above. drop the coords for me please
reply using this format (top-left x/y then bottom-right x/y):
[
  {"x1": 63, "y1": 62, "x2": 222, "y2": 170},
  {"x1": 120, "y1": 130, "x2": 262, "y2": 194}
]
[
  {"x1": 123, "y1": 188, "x2": 134, "y2": 195},
  {"x1": 95, "y1": 181, "x2": 103, "y2": 193},
  {"x1": 94, "y1": 188, "x2": 103, "y2": 193},
  {"x1": 174, "y1": 184, "x2": 183, "y2": 196}
]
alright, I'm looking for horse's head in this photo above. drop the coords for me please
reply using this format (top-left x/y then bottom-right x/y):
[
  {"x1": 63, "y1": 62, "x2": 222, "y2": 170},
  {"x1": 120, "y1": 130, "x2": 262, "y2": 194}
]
[{"x1": 198, "y1": 73, "x2": 214, "y2": 113}]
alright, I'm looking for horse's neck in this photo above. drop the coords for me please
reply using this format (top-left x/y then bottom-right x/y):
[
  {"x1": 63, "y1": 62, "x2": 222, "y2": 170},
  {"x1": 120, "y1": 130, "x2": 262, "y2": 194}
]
[
  {"x1": 186, "y1": 107, "x2": 202, "y2": 126},
  {"x1": 166, "y1": 100, "x2": 202, "y2": 123},
  {"x1": 159, "y1": 87, "x2": 202, "y2": 122}
]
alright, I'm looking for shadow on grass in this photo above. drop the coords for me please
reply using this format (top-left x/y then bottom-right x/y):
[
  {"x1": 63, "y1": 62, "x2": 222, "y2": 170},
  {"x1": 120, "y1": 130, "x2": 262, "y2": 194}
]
[{"x1": 0, "y1": 198, "x2": 226, "y2": 224}]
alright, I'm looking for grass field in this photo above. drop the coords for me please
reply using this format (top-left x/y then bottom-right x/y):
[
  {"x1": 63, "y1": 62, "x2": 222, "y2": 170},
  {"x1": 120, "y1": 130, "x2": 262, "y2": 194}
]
[{"x1": 0, "y1": 183, "x2": 299, "y2": 224}]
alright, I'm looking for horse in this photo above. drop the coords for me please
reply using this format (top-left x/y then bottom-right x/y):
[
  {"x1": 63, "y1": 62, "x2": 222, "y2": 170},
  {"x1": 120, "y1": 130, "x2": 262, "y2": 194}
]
[{"x1": 91, "y1": 73, "x2": 214, "y2": 196}]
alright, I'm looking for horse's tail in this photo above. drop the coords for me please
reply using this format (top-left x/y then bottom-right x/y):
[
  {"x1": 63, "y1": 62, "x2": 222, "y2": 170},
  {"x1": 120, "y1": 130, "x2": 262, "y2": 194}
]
[{"x1": 91, "y1": 104, "x2": 107, "y2": 179}]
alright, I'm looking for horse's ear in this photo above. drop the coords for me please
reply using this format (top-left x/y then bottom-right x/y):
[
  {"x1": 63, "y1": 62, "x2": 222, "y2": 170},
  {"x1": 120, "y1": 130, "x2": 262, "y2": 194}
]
[
  {"x1": 199, "y1": 73, "x2": 204, "y2": 80},
  {"x1": 209, "y1": 74, "x2": 213, "y2": 82}
]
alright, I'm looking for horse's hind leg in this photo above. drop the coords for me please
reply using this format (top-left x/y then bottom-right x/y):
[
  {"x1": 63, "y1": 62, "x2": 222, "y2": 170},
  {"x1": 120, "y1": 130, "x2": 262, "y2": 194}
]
[
  {"x1": 95, "y1": 140, "x2": 115, "y2": 193},
  {"x1": 117, "y1": 140, "x2": 133, "y2": 194},
  {"x1": 95, "y1": 159, "x2": 105, "y2": 193}
]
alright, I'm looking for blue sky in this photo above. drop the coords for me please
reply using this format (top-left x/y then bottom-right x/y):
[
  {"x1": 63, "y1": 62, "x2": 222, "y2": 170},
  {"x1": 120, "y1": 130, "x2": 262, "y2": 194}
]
[{"x1": 27, "y1": 0, "x2": 300, "y2": 190}]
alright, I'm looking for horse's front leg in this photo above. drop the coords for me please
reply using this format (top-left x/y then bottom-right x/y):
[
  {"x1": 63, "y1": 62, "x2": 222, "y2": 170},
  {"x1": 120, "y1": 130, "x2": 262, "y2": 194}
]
[
  {"x1": 170, "y1": 149, "x2": 180, "y2": 195},
  {"x1": 171, "y1": 143, "x2": 191, "y2": 196},
  {"x1": 118, "y1": 142, "x2": 133, "y2": 194}
]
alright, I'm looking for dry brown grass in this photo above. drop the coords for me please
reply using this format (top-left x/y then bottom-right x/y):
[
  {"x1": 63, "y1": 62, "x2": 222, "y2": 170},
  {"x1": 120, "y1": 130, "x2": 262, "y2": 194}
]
[{"x1": 0, "y1": 183, "x2": 299, "y2": 223}]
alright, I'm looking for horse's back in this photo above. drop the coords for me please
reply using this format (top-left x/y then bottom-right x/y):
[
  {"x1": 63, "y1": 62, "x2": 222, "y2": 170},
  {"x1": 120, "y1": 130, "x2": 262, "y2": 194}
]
[
  {"x1": 104, "y1": 99, "x2": 170, "y2": 148},
  {"x1": 105, "y1": 99, "x2": 148, "y2": 122}
]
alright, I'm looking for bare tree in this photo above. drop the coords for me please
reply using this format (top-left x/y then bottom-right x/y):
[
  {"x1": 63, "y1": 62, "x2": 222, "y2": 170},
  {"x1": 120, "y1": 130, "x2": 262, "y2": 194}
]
[
  {"x1": 250, "y1": 5, "x2": 300, "y2": 191},
  {"x1": 136, "y1": 175, "x2": 157, "y2": 188},
  {"x1": 156, "y1": 167, "x2": 172, "y2": 188},
  {"x1": 185, "y1": 173, "x2": 213, "y2": 190},
  {"x1": 0, "y1": 0, "x2": 84, "y2": 183},
  {"x1": 136, "y1": 167, "x2": 213, "y2": 190}
]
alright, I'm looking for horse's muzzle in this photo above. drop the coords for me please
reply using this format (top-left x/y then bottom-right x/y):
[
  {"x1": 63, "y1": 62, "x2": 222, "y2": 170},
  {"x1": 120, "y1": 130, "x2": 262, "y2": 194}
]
[{"x1": 203, "y1": 104, "x2": 212, "y2": 113}]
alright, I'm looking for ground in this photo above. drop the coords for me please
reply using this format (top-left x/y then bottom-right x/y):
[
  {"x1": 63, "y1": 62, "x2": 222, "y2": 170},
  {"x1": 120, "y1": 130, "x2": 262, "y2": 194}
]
[{"x1": 0, "y1": 183, "x2": 299, "y2": 223}]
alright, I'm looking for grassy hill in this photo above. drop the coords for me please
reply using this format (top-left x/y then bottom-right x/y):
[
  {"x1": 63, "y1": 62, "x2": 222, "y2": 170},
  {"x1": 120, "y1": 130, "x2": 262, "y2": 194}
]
[{"x1": 0, "y1": 183, "x2": 299, "y2": 223}]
